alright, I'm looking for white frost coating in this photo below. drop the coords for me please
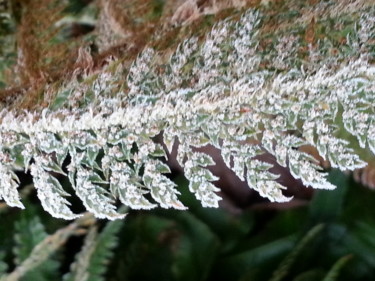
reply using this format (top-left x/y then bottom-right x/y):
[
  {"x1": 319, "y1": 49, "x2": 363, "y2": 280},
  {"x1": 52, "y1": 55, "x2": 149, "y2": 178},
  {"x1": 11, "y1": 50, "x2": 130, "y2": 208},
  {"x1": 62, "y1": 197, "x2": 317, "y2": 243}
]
[
  {"x1": 0, "y1": 58, "x2": 372, "y2": 138},
  {"x1": 0, "y1": 164, "x2": 24, "y2": 209},
  {"x1": 75, "y1": 168, "x2": 126, "y2": 220},
  {"x1": 143, "y1": 160, "x2": 187, "y2": 210},
  {"x1": 110, "y1": 162, "x2": 157, "y2": 210},
  {"x1": 368, "y1": 124, "x2": 375, "y2": 155},
  {"x1": 288, "y1": 150, "x2": 336, "y2": 190},
  {"x1": 246, "y1": 159, "x2": 291, "y2": 202},
  {"x1": 0, "y1": 7, "x2": 374, "y2": 219},
  {"x1": 30, "y1": 163, "x2": 81, "y2": 220}
]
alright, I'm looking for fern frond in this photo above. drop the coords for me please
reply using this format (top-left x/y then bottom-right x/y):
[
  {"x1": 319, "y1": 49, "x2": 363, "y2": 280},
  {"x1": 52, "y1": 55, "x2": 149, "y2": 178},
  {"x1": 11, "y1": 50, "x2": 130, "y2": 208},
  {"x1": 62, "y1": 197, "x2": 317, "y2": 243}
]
[
  {"x1": 64, "y1": 218, "x2": 124, "y2": 281},
  {"x1": 13, "y1": 213, "x2": 59, "y2": 281},
  {"x1": 63, "y1": 226, "x2": 98, "y2": 281},
  {"x1": 1, "y1": 214, "x2": 95, "y2": 281},
  {"x1": 0, "y1": 2, "x2": 373, "y2": 219},
  {"x1": 269, "y1": 224, "x2": 324, "y2": 281},
  {"x1": 322, "y1": 255, "x2": 352, "y2": 281}
]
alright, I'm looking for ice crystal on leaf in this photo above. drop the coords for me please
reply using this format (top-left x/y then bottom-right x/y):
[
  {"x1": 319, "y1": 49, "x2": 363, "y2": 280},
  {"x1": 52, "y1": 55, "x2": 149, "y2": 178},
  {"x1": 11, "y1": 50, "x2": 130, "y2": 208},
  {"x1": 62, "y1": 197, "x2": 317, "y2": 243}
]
[
  {"x1": 30, "y1": 160, "x2": 80, "y2": 220},
  {"x1": 0, "y1": 5, "x2": 374, "y2": 219},
  {"x1": 0, "y1": 163, "x2": 24, "y2": 209}
]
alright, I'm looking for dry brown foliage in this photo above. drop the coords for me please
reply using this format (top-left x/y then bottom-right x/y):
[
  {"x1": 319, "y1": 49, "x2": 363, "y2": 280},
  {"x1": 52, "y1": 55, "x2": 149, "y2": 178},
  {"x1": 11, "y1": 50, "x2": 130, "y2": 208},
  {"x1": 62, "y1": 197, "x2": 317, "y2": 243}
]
[
  {"x1": 1, "y1": 0, "x2": 79, "y2": 108},
  {"x1": 0, "y1": 0, "x2": 261, "y2": 110}
]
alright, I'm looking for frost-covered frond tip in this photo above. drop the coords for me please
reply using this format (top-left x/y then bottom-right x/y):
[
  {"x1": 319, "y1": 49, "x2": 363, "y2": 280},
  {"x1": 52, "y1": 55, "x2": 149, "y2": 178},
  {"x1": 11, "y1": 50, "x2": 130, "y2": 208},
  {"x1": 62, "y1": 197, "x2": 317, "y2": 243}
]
[{"x1": 0, "y1": 6, "x2": 374, "y2": 219}]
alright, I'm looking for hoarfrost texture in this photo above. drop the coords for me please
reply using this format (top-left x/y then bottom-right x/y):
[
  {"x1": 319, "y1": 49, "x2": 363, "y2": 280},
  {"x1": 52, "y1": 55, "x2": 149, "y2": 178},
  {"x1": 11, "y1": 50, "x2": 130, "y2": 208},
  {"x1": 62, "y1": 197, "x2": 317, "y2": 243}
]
[{"x1": 0, "y1": 6, "x2": 374, "y2": 219}]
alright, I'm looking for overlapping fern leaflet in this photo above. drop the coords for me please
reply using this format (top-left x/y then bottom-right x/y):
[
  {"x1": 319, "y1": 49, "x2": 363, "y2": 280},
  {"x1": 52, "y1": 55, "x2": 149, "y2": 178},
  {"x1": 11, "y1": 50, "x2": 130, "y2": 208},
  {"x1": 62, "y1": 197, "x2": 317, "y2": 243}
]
[{"x1": 0, "y1": 5, "x2": 374, "y2": 219}]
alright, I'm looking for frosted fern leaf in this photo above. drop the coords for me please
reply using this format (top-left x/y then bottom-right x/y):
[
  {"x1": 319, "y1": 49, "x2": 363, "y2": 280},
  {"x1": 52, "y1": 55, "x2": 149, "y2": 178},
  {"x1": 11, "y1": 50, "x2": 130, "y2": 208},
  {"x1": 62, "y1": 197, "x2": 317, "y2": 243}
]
[
  {"x1": 0, "y1": 163, "x2": 24, "y2": 209},
  {"x1": 30, "y1": 161, "x2": 80, "y2": 220},
  {"x1": 0, "y1": 3, "x2": 374, "y2": 219}
]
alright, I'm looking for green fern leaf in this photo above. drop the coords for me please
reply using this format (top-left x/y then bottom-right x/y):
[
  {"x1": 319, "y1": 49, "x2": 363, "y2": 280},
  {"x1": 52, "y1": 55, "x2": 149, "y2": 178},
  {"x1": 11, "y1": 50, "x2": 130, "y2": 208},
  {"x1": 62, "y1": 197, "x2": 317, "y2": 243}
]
[
  {"x1": 322, "y1": 255, "x2": 352, "y2": 281},
  {"x1": 13, "y1": 212, "x2": 59, "y2": 281},
  {"x1": 269, "y1": 224, "x2": 324, "y2": 281},
  {"x1": 64, "y1": 218, "x2": 124, "y2": 281}
]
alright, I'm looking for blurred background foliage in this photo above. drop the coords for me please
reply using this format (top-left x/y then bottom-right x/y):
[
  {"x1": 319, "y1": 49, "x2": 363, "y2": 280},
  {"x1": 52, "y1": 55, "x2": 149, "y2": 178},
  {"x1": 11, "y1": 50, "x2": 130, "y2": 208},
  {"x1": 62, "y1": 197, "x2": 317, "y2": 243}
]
[{"x1": 1, "y1": 169, "x2": 375, "y2": 280}]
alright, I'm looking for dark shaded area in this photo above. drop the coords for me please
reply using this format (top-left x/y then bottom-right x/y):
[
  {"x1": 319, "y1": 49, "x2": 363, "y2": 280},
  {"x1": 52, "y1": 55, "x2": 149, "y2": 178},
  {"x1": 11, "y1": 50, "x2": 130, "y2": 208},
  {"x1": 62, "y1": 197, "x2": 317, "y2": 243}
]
[{"x1": 1, "y1": 169, "x2": 375, "y2": 280}]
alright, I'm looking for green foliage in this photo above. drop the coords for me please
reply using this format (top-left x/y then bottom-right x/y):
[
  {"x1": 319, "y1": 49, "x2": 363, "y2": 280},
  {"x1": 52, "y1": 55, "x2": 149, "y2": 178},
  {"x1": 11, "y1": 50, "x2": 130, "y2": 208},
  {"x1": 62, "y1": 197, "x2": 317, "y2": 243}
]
[
  {"x1": 13, "y1": 210, "x2": 59, "y2": 281},
  {"x1": 0, "y1": 252, "x2": 8, "y2": 276},
  {"x1": 322, "y1": 255, "x2": 353, "y2": 281},
  {"x1": 0, "y1": 170, "x2": 374, "y2": 280},
  {"x1": 64, "y1": 218, "x2": 124, "y2": 281},
  {"x1": 269, "y1": 224, "x2": 324, "y2": 281},
  {"x1": 309, "y1": 170, "x2": 350, "y2": 223}
]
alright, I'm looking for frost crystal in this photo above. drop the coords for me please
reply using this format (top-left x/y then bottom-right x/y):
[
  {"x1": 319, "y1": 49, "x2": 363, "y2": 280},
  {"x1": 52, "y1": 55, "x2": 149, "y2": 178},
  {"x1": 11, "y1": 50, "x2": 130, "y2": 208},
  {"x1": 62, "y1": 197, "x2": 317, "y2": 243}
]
[
  {"x1": 0, "y1": 5, "x2": 374, "y2": 219},
  {"x1": 30, "y1": 161, "x2": 80, "y2": 220}
]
